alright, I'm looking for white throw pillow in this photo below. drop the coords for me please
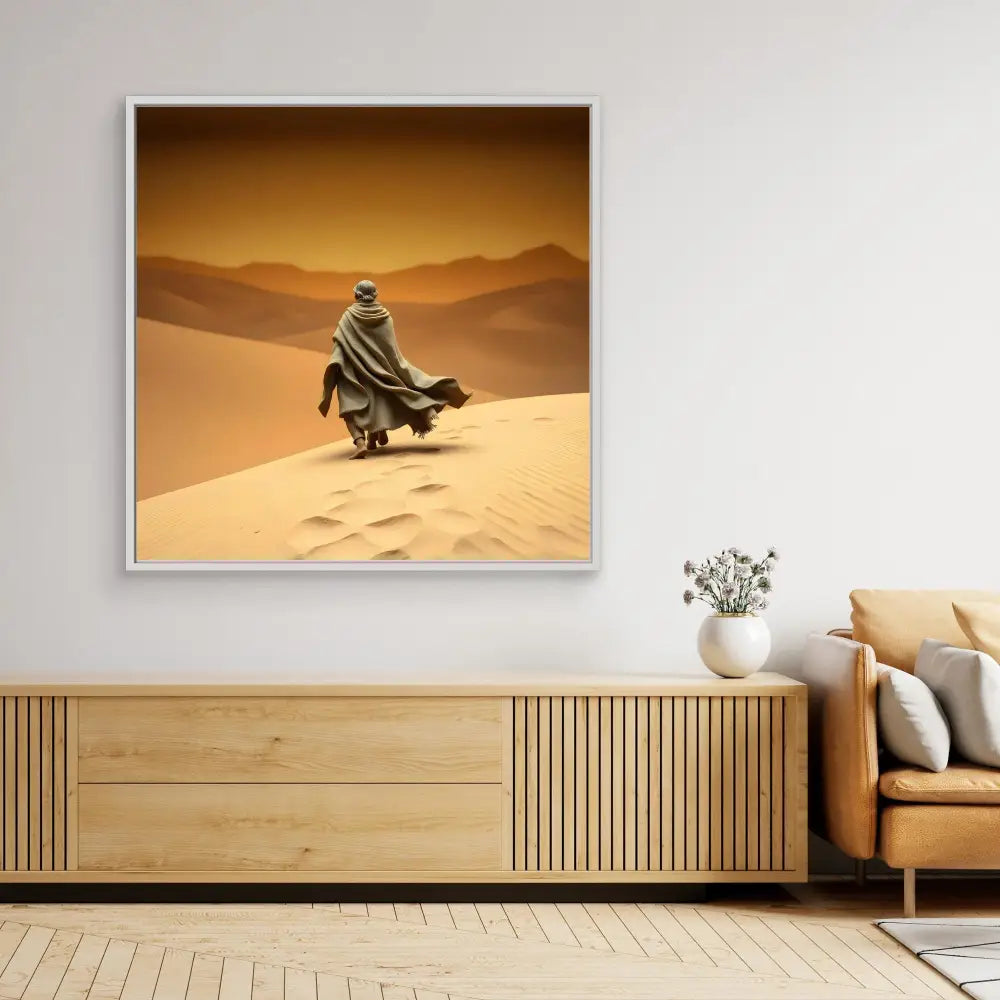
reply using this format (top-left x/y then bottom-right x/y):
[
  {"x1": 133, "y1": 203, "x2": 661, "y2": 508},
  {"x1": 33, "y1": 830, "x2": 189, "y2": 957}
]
[
  {"x1": 915, "y1": 639, "x2": 1000, "y2": 768},
  {"x1": 914, "y1": 637, "x2": 950, "y2": 674},
  {"x1": 876, "y1": 664, "x2": 951, "y2": 771}
]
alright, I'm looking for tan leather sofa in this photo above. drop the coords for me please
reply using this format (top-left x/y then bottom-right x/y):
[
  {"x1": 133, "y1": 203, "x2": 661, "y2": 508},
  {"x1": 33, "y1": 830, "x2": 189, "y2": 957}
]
[{"x1": 803, "y1": 590, "x2": 1000, "y2": 916}]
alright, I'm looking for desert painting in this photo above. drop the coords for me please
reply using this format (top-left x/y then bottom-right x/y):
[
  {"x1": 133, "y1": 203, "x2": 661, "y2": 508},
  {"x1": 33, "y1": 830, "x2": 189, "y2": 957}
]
[{"x1": 130, "y1": 103, "x2": 593, "y2": 565}]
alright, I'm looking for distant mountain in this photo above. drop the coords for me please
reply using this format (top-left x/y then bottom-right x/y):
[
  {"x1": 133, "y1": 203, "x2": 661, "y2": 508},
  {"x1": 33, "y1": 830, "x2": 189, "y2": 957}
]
[
  {"x1": 138, "y1": 244, "x2": 589, "y2": 304},
  {"x1": 136, "y1": 263, "x2": 590, "y2": 400}
]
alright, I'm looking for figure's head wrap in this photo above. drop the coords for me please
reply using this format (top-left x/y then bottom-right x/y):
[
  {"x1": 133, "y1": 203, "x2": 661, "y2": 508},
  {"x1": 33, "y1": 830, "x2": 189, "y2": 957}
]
[{"x1": 353, "y1": 279, "x2": 378, "y2": 304}]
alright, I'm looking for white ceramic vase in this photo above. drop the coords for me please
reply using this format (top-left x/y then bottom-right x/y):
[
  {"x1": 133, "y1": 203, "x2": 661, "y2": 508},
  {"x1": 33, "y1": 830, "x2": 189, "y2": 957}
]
[{"x1": 697, "y1": 613, "x2": 771, "y2": 678}]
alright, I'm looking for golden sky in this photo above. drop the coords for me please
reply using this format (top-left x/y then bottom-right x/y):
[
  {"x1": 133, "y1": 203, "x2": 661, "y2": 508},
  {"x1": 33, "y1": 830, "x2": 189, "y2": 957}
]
[{"x1": 136, "y1": 106, "x2": 590, "y2": 271}]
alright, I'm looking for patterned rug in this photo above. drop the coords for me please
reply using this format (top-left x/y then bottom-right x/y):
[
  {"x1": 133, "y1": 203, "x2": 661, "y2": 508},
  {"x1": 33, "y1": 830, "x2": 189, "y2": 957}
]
[{"x1": 878, "y1": 919, "x2": 1000, "y2": 999}]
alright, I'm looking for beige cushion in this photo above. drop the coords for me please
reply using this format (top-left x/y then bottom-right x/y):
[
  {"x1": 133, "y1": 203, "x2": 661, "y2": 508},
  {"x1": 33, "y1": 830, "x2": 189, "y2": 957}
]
[
  {"x1": 850, "y1": 590, "x2": 1000, "y2": 671},
  {"x1": 880, "y1": 764, "x2": 1000, "y2": 804},
  {"x1": 954, "y1": 600, "x2": 1000, "y2": 661}
]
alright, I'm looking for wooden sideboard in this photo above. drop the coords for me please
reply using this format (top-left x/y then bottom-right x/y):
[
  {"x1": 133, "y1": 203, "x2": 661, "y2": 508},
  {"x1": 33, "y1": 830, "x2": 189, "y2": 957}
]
[{"x1": 0, "y1": 675, "x2": 806, "y2": 884}]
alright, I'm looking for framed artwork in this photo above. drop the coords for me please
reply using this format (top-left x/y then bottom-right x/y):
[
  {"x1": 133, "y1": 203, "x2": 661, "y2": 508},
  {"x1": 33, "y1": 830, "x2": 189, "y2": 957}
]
[{"x1": 125, "y1": 97, "x2": 599, "y2": 570}]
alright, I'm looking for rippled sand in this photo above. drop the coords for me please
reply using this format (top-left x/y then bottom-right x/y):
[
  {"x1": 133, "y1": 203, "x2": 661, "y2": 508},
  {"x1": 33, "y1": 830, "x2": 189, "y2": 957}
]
[{"x1": 136, "y1": 394, "x2": 591, "y2": 564}]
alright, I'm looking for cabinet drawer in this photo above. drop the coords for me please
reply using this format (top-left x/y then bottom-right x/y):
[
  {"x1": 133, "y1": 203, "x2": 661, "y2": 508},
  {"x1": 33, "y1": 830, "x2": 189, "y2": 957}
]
[
  {"x1": 79, "y1": 783, "x2": 501, "y2": 871},
  {"x1": 79, "y1": 697, "x2": 501, "y2": 783}
]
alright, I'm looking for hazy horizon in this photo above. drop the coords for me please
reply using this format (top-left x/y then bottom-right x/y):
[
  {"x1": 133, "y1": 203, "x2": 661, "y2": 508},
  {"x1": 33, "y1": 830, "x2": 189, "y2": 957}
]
[
  {"x1": 137, "y1": 241, "x2": 589, "y2": 274},
  {"x1": 137, "y1": 106, "x2": 591, "y2": 271}
]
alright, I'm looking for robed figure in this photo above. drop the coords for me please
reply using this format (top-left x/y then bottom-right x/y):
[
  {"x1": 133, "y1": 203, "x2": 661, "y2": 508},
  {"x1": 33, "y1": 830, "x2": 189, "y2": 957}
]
[{"x1": 319, "y1": 280, "x2": 470, "y2": 459}]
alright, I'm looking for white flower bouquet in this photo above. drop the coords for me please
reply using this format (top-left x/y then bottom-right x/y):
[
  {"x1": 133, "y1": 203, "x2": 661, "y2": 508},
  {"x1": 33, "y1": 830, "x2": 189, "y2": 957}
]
[{"x1": 683, "y1": 547, "x2": 779, "y2": 614}]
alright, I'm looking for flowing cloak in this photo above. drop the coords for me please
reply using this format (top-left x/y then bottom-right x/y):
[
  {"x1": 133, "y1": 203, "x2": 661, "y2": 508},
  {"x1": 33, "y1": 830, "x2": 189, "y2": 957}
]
[{"x1": 318, "y1": 302, "x2": 470, "y2": 435}]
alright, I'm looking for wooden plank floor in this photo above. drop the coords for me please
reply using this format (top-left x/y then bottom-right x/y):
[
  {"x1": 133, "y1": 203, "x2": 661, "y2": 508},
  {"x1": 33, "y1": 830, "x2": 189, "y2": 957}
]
[{"x1": 0, "y1": 880, "x2": 991, "y2": 1000}]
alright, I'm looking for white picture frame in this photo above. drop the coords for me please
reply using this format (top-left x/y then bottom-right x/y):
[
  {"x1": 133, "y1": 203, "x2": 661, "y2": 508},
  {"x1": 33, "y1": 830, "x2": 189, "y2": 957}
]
[{"x1": 125, "y1": 96, "x2": 600, "y2": 571}]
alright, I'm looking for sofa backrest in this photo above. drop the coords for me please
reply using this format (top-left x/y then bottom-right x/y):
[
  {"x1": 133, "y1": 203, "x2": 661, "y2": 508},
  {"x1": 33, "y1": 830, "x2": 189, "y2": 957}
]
[{"x1": 850, "y1": 589, "x2": 1000, "y2": 671}]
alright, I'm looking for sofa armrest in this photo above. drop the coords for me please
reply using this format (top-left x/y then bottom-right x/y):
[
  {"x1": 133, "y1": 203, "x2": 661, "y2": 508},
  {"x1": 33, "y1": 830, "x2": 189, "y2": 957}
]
[
  {"x1": 828, "y1": 628, "x2": 854, "y2": 639},
  {"x1": 802, "y1": 633, "x2": 878, "y2": 860}
]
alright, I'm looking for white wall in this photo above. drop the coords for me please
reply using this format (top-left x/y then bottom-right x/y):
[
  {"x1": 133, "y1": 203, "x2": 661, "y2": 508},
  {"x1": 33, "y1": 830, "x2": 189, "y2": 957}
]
[{"x1": 1, "y1": 0, "x2": 998, "y2": 682}]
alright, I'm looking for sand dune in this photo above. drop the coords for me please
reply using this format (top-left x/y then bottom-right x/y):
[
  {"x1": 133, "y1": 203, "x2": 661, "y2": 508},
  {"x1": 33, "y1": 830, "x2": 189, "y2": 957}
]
[
  {"x1": 136, "y1": 319, "x2": 503, "y2": 500},
  {"x1": 138, "y1": 275, "x2": 589, "y2": 400},
  {"x1": 279, "y1": 280, "x2": 590, "y2": 399},
  {"x1": 139, "y1": 244, "x2": 588, "y2": 304},
  {"x1": 136, "y1": 393, "x2": 591, "y2": 563},
  {"x1": 137, "y1": 269, "x2": 337, "y2": 340}
]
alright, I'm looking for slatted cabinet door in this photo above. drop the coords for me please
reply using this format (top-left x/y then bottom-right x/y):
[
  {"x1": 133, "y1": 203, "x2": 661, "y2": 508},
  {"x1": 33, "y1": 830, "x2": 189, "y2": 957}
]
[
  {"x1": 506, "y1": 694, "x2": 806, "y2": 879},
  {"x1": 1, "y1": 696, "x2": 76, "y2": 873}
]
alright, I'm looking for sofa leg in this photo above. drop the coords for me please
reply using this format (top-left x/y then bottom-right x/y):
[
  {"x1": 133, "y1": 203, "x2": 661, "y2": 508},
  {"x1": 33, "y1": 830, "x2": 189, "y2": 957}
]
[
  {"x1": 903, "y1": 868, "x2": 916, "y2": 918},
  {"x1": 855, "y1": 859, "x2": 867, "y2": 887}
]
